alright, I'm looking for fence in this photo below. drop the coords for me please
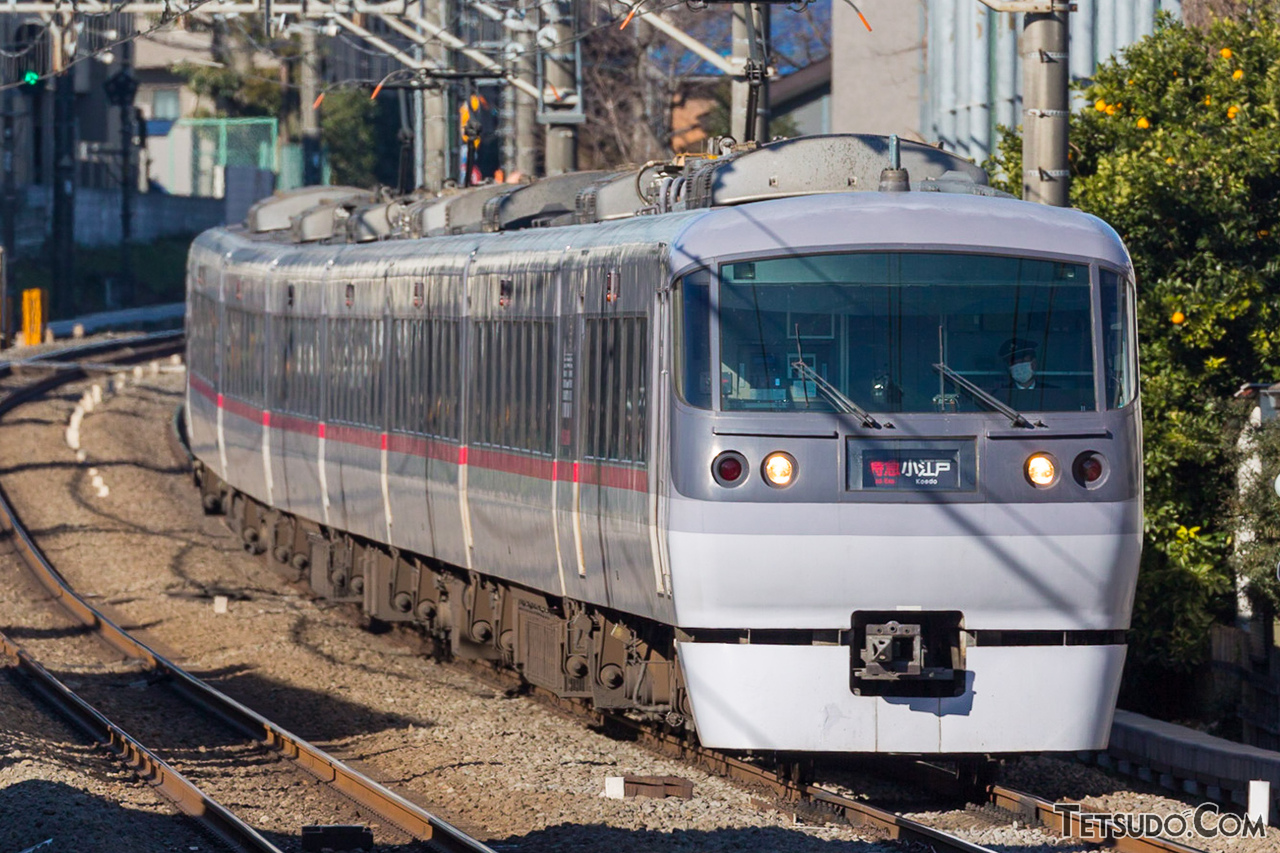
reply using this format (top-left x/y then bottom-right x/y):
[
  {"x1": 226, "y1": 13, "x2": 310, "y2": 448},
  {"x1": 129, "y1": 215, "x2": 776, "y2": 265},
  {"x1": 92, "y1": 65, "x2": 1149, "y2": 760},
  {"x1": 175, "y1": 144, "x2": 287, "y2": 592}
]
[{"x1": 159, "y1": 117, "x2": 278, "y2": 198}]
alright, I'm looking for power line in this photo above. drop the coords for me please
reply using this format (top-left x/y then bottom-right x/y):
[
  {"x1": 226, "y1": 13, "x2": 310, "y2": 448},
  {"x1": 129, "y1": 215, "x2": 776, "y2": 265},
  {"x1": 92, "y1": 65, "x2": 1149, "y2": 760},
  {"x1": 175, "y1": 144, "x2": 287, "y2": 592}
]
[{"x1": 0, "y1": 0, "x2": 223, "y2": 90}]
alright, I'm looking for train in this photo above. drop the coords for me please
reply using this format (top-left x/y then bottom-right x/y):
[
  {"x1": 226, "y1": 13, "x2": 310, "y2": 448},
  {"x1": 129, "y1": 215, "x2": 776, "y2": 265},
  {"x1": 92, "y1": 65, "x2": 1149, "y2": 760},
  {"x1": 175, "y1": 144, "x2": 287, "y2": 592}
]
[{"x1": 185, "y1": 133, "x2": 1141, "y2": 756}]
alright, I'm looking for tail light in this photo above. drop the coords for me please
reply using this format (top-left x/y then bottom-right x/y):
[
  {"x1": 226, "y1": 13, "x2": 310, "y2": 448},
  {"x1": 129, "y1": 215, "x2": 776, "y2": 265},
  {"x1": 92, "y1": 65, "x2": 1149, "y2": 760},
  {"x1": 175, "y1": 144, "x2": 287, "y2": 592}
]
[
  {"x1": 712, "y1": 451, "x2": 747, "y2": 487},
  {"x1": 1073, "y1": 451, "x2": 1108, "y2": 488}
]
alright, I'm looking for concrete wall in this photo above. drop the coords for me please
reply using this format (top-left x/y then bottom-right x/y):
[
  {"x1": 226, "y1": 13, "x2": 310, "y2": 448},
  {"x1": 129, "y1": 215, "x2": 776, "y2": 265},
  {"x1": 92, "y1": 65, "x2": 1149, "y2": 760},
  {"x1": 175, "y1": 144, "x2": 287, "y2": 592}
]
[
  {"x1": 830, "y1": 1, "x2": 1184, "y2": 164},
  {"x1": 830, "y1": 0, "x2": 926, "y2": 138},
  {"x1": 75, "y1": 188, "x2": 226, "y2": 247},
  {"x1": 4, "y1": 188, "x2": 227, "y2": 256}
]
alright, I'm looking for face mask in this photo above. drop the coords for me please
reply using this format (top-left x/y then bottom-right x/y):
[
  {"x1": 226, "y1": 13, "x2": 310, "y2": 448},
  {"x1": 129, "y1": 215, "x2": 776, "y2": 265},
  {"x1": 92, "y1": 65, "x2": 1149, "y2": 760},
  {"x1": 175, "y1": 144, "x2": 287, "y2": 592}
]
[{"x1": 1010, "y1": 362, "x2": 1034, "y2": 385}]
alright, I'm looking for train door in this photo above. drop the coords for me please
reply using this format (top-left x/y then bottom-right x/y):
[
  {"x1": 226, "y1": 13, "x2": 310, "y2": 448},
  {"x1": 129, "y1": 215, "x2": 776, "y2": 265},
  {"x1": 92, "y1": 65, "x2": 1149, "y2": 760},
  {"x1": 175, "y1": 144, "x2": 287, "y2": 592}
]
[
  {"x1": 553, "y1": 249, "x2": 609, "y2": 609},
  {"x1": 649, "y1": 284, "x2": 674, "y2": 606}
]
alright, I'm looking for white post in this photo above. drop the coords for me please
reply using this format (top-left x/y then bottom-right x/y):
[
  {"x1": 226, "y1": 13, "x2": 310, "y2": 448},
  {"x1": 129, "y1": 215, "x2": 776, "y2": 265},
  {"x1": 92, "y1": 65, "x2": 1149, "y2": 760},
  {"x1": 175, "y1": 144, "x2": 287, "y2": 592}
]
[{"x1": 1248, "y1": 780, "x2": 1271, "y2": 826}]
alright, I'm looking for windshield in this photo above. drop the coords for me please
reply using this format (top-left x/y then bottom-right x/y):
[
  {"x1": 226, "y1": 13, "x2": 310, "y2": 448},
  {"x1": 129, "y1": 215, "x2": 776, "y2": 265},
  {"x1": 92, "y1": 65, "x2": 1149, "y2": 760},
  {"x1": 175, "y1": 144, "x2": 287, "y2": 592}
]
[{"x1": 706, "y1": 252, "x2": 1096, "y2": 414}]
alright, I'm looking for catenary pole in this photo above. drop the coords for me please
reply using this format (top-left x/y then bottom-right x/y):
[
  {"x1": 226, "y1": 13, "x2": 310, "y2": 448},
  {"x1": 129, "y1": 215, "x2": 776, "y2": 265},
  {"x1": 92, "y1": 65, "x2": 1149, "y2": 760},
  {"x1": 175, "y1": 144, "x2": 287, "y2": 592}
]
[{"x1": 977, "y1": 0, "x2": 1071, "y2": 206}]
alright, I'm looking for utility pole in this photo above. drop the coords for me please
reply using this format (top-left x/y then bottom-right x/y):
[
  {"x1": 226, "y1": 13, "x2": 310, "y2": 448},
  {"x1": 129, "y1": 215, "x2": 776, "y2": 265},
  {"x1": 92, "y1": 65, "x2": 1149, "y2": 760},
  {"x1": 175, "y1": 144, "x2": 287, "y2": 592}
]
[
  {"x1": 730, "y1": 5, "x2": 748, "y2": 141},
  {"x1": 976, "y1": 0, "x2": 1070, "y2": 206},
  {"x1": 51, "y1": 72, "x2": 75, "y2": 317},
  {"x1": 1020, "y1": 6, "x2": 1069, "y2": 206},
  {"x1": 104, "y1": 36, "x2": 138, "y2": 306},
  {"x1": 515, "y1": 7, "x2": 536, "y2": 178},
  {"x1": 730, "y1": 3, "x2": 768, "y2": 143},
  {"x1": 299, "y1": 24, "x2": 322, "y2": 185},
  {"x1": 413, "y1": 33, "x2": 425, "y2": 189},
  {"x1": 2, "y1": 87, "x2": 16, "y2": 346},
  {"x1": 423, "y1": 0, "x2": 448, "y2": 191},
  {"x1": 540, "y1": 0, "x2": 578, "y2": 175}
]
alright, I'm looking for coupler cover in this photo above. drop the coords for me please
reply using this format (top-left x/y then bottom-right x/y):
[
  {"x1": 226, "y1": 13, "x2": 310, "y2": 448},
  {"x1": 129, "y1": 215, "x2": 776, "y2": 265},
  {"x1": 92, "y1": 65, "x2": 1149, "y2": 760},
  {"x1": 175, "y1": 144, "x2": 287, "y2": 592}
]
[{"x1": 850, "y1": 610, "x2": 966, "y2": 698}]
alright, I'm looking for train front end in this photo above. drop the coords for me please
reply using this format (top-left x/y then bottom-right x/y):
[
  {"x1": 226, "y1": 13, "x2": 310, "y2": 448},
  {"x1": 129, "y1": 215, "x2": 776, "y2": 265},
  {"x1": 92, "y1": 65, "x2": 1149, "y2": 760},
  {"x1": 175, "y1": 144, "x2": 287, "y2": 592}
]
[{"x1": 665, "y1": 192, "x2": 1141, "y2": 754}]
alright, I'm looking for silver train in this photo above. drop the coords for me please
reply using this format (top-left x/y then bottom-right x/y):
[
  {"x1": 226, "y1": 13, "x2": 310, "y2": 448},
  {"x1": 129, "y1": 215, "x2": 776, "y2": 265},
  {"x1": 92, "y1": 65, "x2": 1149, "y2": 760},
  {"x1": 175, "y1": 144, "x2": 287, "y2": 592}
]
[{"x1": 185, "y1": 135, "x2": 1141, "y2": 755}]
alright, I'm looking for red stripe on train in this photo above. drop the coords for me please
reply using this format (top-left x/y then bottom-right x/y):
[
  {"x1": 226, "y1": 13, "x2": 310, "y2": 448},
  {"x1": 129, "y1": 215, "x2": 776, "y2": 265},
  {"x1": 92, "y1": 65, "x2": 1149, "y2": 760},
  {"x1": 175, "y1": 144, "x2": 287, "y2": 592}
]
[
  {"x1": 196, "y1": 387, "x2": 646, "y2": 491},
  {"x1": 190, "y1": 373, "x2": 217, "y2": 402},
  {"x1": 272, "y1": 412, "x2": 321, "y2": 437},
  {"x1": 222, "y1": 395, "x2": 256, "y2": 421}
]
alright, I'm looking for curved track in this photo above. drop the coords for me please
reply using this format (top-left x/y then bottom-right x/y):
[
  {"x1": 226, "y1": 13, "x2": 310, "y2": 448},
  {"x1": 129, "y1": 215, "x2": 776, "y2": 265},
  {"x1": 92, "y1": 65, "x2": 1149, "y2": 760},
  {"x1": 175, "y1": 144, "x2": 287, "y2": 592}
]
[
  {"x1": 0, "y1": 335, "x2": 1216, "y2": 853},
  {"x1": 0, "y1": 335, "x2": 495, "y2": 853}
]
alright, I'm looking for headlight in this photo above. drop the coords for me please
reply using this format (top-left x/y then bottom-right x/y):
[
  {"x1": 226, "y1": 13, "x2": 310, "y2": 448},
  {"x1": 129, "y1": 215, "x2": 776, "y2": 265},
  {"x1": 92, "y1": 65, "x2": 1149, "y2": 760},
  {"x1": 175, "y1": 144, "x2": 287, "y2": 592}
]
[
  {"x1": 763, "y1": 452, "x2": 797, "y2": 488},
  {"x1": 1025, "y1": 453, "x2": 1058, "y2": 487}
]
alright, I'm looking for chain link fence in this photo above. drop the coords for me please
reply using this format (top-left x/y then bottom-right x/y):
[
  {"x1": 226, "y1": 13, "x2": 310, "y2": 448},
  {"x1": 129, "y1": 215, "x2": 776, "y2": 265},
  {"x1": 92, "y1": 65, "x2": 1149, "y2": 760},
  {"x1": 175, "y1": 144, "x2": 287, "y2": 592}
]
[{"x1": 160, "y1": 117, "x2": 278, "y2": 197}]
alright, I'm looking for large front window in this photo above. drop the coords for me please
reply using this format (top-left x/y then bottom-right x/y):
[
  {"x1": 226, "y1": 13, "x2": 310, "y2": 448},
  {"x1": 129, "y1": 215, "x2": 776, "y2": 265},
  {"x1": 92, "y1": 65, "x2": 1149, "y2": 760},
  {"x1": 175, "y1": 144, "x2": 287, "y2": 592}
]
[{"x1": 697, "y1": 252, "x2": 1097, "y2": 414}]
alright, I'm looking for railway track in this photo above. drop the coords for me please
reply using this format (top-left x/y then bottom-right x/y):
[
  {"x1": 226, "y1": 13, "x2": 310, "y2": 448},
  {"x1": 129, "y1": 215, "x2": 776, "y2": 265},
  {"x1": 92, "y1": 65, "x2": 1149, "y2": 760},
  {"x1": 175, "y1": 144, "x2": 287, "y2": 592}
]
[
  {"x1": 457, "y1": 658, "x2": 1212, "y2": 853},
  {"x1": 0, "y1": 335, "x2": 1215, "y2": 853},
  {"x1": 0, "y1": 336, "x2": 496, "y2": 853}
]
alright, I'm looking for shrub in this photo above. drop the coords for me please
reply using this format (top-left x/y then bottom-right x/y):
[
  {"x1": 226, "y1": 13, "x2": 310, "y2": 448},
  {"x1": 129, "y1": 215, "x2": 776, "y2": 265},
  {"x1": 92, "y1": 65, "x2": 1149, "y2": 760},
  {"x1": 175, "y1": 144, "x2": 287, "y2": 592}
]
[{"x1": 988, "y1": 10, "x2": 1280, "y2": 710}]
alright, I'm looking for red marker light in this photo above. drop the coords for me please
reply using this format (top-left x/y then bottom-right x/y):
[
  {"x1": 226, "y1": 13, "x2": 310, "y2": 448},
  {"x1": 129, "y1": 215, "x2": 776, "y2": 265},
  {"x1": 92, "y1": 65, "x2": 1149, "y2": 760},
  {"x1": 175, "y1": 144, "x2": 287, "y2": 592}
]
[
  {"x1": 1073, "y1": 452, "x2": 1108, "y2": 488},
  {"x1": 717, "y1": 456, "x2": 742, "y2": 482},
  {"x1": 713, "y1": 451, "x2": 748, "y2": 486}
]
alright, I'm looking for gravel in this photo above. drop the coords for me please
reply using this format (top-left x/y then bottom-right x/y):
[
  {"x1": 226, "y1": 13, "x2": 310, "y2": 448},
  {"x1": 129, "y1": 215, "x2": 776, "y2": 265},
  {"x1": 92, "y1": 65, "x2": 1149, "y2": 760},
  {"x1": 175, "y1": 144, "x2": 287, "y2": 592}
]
[
  {"x1": 0, "y1": 369, "x2": 895, "y2": 851},
  {"x1": 1, "y1": 365, "x2": 1269, "y2": 853}
]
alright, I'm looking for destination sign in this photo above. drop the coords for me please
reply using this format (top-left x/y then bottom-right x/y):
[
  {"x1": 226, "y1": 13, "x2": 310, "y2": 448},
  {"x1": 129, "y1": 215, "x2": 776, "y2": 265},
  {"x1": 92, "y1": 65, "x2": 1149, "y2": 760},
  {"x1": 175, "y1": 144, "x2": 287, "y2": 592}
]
[{"x1": 861, "y1": 450, "x2": 961, "y2": 490}]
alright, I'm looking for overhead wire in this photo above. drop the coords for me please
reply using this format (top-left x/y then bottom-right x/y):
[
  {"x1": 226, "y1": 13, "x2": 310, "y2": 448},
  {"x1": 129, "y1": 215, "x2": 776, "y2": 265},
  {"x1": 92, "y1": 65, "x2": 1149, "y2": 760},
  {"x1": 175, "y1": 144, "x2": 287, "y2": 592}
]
[
  {"x1": 0, "y1": 0, "x2": 778, "y2": 98},
  {"x1": 0, "y1": 0, "x2": 224, "y2": 90}
]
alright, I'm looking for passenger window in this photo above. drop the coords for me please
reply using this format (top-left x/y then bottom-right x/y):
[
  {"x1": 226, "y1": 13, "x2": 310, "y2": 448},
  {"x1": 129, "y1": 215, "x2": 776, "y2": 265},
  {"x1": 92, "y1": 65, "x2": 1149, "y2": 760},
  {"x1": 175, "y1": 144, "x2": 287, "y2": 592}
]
[
  {"x1": 1101, "y1": 269, "x2": 1138, "y2": 409},
  {"x1": 674, "y1": 270, "x2": 711, "y2": 409}
]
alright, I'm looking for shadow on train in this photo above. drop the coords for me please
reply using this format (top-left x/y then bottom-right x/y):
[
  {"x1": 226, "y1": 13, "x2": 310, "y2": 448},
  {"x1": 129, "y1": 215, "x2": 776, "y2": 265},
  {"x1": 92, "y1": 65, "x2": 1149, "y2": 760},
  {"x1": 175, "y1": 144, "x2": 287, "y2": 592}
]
[{"x1": 0, "y1": 780, "x2": 426, "y2": 852}]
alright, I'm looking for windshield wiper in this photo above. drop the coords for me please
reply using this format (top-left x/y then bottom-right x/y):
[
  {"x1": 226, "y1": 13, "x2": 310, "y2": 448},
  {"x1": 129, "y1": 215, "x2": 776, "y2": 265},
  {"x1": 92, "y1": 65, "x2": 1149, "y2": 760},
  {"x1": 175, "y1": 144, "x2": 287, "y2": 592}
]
[
  {"x1": 791, "y1": 359, "x2": 880, "y2": 428},
  {"x1": 932, "y1": 362, "x2": 1042, "y2": 428}
]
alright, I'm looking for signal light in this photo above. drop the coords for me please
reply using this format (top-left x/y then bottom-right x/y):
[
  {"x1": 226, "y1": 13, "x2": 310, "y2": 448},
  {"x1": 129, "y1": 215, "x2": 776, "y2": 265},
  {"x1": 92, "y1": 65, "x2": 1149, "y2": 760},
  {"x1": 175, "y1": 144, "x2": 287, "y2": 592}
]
[
  {"x1": 712, "y1": 451, "x2": 747, "y2": 487},
  {"x1": 23, "y1": 70, "x2": 38, "y2": 86},
  {"x1": 1025, "y1": 453, "x2": 1058, "y2": 488}
]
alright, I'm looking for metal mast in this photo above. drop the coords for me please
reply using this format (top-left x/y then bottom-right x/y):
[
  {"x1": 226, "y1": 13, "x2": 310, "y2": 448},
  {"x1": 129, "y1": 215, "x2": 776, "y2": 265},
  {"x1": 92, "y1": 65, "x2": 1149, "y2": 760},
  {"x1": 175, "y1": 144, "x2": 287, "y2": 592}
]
[{"x1": 978, "y1": 0, "x2": 1072, "y2": 206}]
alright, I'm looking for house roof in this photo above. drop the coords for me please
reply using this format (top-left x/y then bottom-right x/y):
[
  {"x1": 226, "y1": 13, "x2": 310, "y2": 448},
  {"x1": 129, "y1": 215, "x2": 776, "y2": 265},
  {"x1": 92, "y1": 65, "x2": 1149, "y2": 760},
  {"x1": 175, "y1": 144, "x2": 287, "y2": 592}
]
[{"x1": 771, "y1": 55, "x2": 831, "y2": 109}]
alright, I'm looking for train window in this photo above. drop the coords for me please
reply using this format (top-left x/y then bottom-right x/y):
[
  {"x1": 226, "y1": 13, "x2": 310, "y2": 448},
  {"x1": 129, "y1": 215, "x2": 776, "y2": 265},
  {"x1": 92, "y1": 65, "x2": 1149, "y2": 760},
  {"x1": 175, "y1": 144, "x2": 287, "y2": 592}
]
[
  {"x1": 326, "y1": 316, "x2": 384, "y2": 426},
  {"x1": 392, "y1": 316, "x2": 455, "y2": 437},
  {"x1": 434, "y1": 319, "x2": 460, "y2": 439},
  {"x1": 470, "y1": 315, "x2": 554, "y2": 454},
  {"x1": 583, "y1": 316, "x2": 648, "y2": 463},
  {"x1": 273, "y1": 315, "x2": 320, "y2": 417},
  {"x1": 674, "y1": 270, "x2": 712, "y2": 409},
  {"x1": 716, "y1": 252, "x2": 1095, "y2": 414},
  {"x1": 189, "y1": 292, "x2": 219, "y2": 384},
  {"x1": 1101, "y1": 269, "x2": 1138, "y2": 409},
  {"x1": 223, "y1": 305, "x2": 266, "y2": 405}
]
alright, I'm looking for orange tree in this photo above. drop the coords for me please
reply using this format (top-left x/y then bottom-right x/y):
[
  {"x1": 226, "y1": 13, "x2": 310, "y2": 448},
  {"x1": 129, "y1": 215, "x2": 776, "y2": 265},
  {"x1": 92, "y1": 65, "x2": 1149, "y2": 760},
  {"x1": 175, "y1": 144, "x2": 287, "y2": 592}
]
[{"x1": 989, "y1": 10, "x2": 1280, "y2": 715}]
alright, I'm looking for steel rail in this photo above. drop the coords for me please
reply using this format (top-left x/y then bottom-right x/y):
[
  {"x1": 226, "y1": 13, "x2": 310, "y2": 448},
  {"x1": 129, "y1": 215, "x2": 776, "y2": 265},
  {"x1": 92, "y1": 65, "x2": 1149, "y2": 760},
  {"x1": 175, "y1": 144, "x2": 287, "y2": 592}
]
[
  {"x1": 0, "y1": 330, "x2": 184, "y2": 379},
  {"x1": 465, "y1": 663, "x2": 1212, "y2": 853},
  {"x1": 989, "y1": 785, "x2": 1209, "y2": 853},
  {"x1": 0, "y1": 631, "x2": 284, "y2": 853},
  {"x1": 636, "y1": 726, "x2": 998, "y2": 851},
  {"x1": 158, "y1": 340, "x2": 1211, "y2": 853},
  {"x1": 0, "y1": 337, "x2": 496, "y2": 853}
]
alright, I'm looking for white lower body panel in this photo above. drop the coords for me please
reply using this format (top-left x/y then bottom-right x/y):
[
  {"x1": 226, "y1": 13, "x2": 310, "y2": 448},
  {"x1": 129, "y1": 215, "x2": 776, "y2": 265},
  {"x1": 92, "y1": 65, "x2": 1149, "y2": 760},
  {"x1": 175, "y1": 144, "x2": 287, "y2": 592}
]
[{"x1": 677, "y1": 641, "x2": 1126, "y2": 753}]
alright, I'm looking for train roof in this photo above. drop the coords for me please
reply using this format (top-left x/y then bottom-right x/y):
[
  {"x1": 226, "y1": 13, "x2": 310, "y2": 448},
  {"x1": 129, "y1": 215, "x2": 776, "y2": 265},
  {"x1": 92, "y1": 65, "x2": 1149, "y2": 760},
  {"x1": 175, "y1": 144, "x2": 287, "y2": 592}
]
[
  {"x1": 201, "y1": 189, "x2": 1130, "y2": 281},
  {"x1": 668, "y1": 192, "x2": 1133, "y2": 274}
]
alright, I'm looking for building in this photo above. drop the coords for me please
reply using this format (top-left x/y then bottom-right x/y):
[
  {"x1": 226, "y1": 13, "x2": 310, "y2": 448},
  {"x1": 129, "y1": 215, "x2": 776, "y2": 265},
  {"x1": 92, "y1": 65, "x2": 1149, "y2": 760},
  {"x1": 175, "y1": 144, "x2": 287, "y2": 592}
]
[
  {"x1": 771, "y1": 55, "x2": 831, "y2": 137},
  {"x1": 829, "y1": 0, "x2": 1185, "y2": 162}
]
